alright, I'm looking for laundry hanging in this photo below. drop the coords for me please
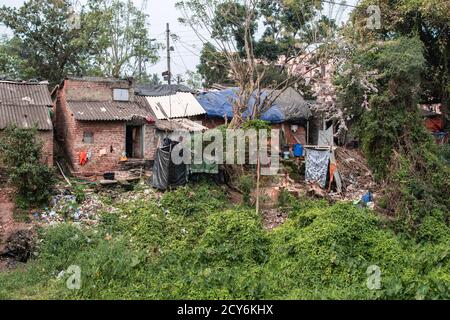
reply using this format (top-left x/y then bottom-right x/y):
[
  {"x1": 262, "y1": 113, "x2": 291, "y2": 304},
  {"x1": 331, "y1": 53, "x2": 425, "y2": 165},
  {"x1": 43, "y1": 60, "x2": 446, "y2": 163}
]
[
  {"x1": 79, "y1": 151, "x2": 88, "y2": 166},
  {"x1": 305, "y1": 149, "x2": 330, "y2": 188}
]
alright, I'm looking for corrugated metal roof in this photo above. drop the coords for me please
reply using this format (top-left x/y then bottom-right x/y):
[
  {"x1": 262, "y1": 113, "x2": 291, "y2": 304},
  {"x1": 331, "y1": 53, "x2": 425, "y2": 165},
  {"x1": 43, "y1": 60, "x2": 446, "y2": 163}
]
[
  {"x1": 144, "y1": 92, "x2": 206, "y2": 120},
  {"x1": 155, "y1": 118, "x2": 207, "y2": 132},
  {"x1": 0, "y1": 81, "x2": 52, "y2": 106},
  {"x1": 67, "y1": 101, "x2": 151, "y2": 121},
  {"x1": 66, "y1": 76, "x2": 133, "y2": 84},
  {"x1": 135, "y1": 84, "x2": 193, "y2": 96},
  {"x1": 0, "y1": 105, "x2": 53, "y2": 130}
]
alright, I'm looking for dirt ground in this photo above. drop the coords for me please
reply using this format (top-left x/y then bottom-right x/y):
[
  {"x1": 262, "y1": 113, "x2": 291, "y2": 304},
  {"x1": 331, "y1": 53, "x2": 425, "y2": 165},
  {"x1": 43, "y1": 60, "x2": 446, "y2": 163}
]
[{"x1": 0, "y1": 187, "x2": 30, "y2": 271}]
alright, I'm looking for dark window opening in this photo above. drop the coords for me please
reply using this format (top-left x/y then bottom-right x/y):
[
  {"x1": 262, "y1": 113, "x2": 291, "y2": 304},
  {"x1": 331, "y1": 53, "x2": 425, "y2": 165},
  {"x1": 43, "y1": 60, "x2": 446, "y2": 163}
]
[{"x1": 83, "y1": 132, "x2": 94, "y2": 144}]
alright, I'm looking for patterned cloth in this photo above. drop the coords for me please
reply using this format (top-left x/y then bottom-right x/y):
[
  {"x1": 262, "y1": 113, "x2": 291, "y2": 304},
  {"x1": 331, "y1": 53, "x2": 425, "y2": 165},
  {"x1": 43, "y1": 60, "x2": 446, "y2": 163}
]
[{"x1": 305, "y1": 149, "x2": 330, "y2": 188}]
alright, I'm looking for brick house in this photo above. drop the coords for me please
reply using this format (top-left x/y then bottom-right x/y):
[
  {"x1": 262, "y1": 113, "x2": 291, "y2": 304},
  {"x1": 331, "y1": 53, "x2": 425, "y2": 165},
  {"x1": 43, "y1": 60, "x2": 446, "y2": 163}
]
[
  {"x1": 55, "y1": 77, "x2": 157, "y2": 177},
  {"x1": 0, "y1": 80, "x2": 53, "y2": 166}
]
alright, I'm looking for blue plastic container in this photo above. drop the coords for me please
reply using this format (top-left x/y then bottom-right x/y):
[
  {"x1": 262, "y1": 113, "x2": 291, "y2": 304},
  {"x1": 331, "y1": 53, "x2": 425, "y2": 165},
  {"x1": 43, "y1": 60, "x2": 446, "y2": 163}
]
[{"x1": 293, "y1": 144, "x2": 303, "y2": 157}]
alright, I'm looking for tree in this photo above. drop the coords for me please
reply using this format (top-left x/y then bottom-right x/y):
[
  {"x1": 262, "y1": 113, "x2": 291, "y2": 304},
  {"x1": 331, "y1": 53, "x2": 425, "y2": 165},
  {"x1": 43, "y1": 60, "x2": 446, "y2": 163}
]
[
  {"x1": 0, "y1": 37, "x2": 36, "y2": 80},
  {"x1": 197, "y1": 42, "x2": 233, "y2": 87},
  {"x1": 0, "y1": 0, "x2": 107, "y2": 84},
  {"x1": 185, "y1": 70, "x2": 203, "y2": 90},
  {"x1": 88, "y1": 0, "x2": 160, "y2": 78},
  {"x1": 177, "y1": 0, "x2": 335, "y2": 128},
  {"x1": 0, "y1": 126, "x2": 56, "y2": 204},
  {"x1": 335, "y1": 37, "x2": 450, "y2": 231},
  {"x1": 0, "y1": 0, "x2": 160, "y2": 83},
  {"x1": 351, "y1": 0, "x2": 450, "y2": 114}
]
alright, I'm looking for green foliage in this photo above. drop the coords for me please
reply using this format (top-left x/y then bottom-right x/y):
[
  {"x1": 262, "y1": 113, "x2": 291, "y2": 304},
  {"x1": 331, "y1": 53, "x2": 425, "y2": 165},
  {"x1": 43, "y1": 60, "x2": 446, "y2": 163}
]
[
  {"x1": 0, "y1": 37, "x2": 36, "y2": 80},
  {"x1": 0, "y1": 187, "x2": 449, "y2": 300},
  {"x1": 37, "y1": 224, "x2": 94, "y2": 272},
  {"x1": 242, "y1": 119, "x2": 271, "y2": 131},
  {"x1": 352, "y1": 0, "x2": 450, "y2": 111},
  {"x1": 0, "y1": 126, "x2": 55, "y2": 204},
  {"x1": 160, "y1": 183, "x2": 226, "y2": 216},
  {"x1": 337, "y1": 37, "x2": 450, "y2": 231},
  {"x1": 237, "y1": 174, "x2": 255, "y2": 206},
  {"x1": 0, "y1": 0, "x2": 159, "y2": 83},
  {"x1": 88, "y1": 0, "x2": 160, "y2": 78},
  {"x1": 197, "y1": 42, "x2": 233, "y2": 88},
  {"x1": 73, "y1": 185, "x2": 87, "y2": 204},
  {"x1": 198, "y1": 209, "x2": 269, "y2": 265},
  {"x1": 417, "y1": 211, "x2": 449, "y2": 243},
  {"x1": 0, "y1": 0, "x2": 106, "y2": 83}
]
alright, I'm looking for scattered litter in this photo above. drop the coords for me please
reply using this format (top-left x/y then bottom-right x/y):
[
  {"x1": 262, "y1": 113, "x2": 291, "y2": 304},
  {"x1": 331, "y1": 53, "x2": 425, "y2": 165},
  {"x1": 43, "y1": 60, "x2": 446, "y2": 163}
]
[
  {"x1": 35, "y1": 189, "x2": 121, "y2": 226},
  {"x1": 262, "y1": 209, "x2": 287, "y2": 230}
]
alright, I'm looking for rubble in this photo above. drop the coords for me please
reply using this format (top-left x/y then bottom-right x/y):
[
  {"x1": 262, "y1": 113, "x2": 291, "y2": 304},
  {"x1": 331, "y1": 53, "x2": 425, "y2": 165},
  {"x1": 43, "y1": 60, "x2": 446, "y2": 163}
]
[
  {"x1": 262, "y1": 209, "x2": 288, "y2": 230},
  {"x1": 34, "y1": 189, "x2": 120, "y2": 226},
  {"x1": 334, "y1": 147, "x2": 379, "y2": 202}
]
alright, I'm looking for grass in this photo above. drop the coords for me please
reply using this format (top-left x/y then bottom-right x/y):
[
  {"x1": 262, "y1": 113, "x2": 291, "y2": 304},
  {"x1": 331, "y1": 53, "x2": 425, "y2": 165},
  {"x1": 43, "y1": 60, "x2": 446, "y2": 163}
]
[{"x1": 0, "y1": 182, "x2": 449, "y2": 300}]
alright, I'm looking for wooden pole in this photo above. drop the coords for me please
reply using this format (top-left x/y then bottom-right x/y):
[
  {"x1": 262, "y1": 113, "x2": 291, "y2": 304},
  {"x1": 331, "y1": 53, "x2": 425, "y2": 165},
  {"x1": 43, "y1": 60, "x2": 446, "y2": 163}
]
[{"x1": 256, "y1": 146, "x2": 261, "y2": 215}]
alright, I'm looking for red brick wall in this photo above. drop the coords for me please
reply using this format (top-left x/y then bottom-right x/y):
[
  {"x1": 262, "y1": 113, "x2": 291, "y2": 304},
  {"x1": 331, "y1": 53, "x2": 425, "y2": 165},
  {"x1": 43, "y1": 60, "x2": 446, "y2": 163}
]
[
  {"x1": 55, "y1": 81, "x2": 157, "y2": 177},
  {"x1": 64, "y1": 79, "x2": 135, "y2": 102},
  {"x1": 56, "y1": 82, "x2": 125, "y2": 176},
  {"x1": 38, "y1": 131, "x2": 54, "y2": 167},
  {"x1": 72, "y1": 121, "x2": 126, "y2": 176},
  {"x1": 144, "y1": 124, "x2": 156, "y2": 160}
]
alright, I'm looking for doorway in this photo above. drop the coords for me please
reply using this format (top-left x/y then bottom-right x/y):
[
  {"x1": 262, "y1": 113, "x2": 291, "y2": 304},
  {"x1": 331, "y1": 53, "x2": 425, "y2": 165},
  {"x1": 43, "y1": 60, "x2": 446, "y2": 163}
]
[{"x1": 125, "y1": 125, "x2": 143, "y2": 159}]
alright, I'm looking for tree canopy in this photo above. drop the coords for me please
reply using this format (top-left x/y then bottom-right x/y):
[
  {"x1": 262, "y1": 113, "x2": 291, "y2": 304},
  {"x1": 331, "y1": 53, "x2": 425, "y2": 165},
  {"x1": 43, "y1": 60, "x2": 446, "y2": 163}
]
[
  {"x1": 0, "y1": 0, "x2": 160, "y2": 84},
  {"x1": 351, "y1": 0, "x2": 450, "y2": 113}
]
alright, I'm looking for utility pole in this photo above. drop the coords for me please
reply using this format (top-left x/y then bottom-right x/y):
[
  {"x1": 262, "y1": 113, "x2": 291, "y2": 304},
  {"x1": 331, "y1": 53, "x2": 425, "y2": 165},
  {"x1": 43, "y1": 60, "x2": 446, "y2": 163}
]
[{"x1": 166, "y1": 23, "x2": 171, "y2": 85}]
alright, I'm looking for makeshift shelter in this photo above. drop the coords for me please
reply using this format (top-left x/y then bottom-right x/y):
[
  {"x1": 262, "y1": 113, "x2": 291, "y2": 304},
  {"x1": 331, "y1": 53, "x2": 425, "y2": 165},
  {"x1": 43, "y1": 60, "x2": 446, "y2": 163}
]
[
  {"x1": 152, "y1": 138, "x2": 187, "y2": 190},
  {"x1": 197, "y1": 87, "x2": 313, "y2": 150},
  {"x1": 197, "y1": 87, "x2": 312, "y2": 123}
]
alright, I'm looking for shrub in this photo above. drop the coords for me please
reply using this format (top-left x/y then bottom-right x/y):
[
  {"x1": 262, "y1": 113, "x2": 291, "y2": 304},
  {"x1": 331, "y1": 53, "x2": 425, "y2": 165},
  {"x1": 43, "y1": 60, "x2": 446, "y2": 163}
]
[
  {"x1": 237, "y1": 174, "x2": 255, "y2": 206},
  {"x1": 198, "y1": 209, "x2": 269, "y2": 265},
  {"x1": 0, "y1": 125, "x2": 55, "y2": 204},
  {"x1": 160, "y1": 182, "x2": 226, "y2": 216}
]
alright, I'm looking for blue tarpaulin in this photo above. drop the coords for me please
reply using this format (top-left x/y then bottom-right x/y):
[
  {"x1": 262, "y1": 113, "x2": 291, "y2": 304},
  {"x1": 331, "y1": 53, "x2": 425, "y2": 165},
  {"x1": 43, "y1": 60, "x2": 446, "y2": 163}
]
[{"x1": 196, "y1": 88, "x2": 287, "y2": 123}]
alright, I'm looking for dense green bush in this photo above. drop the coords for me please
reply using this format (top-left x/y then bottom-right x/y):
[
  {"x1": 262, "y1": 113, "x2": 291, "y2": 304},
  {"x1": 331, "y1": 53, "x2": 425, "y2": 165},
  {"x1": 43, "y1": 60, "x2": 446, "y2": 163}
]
[
  {"x1": 0, "y1": 185, "x2": 448, "y2": 300},
  {"x1": 0, "y1": 125, "x2": 55, "y2": 204},
  {"x1": 198, "y1": 209, "x2": 269, "y2": 264}
]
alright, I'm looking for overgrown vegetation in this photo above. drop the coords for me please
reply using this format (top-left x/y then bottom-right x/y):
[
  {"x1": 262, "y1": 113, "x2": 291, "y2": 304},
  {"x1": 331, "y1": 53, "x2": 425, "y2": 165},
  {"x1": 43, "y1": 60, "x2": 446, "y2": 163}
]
[
  {"x1": 0, "y1": 182, "x2": 448, "y2": 300},
  {"x1": 0, "y1": 125, "x2": 55, "y2": 205},
  {"x1": 336, "y1": 37, "x2": 450, "y2": 233}
]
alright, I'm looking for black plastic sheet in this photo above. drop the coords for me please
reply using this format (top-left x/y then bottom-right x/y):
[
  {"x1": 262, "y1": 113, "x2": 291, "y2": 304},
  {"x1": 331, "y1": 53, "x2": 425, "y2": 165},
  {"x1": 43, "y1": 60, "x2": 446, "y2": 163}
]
[{"x1": 152, "y1": 138, "x2": 187, "y2": 190}]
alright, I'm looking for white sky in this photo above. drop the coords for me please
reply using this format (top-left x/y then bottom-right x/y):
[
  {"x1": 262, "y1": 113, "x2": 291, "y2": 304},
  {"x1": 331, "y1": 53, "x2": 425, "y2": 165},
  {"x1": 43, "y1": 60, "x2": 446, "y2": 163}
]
[{"x1": 0, "y1": 0, "x2": 360, "y2": 81}]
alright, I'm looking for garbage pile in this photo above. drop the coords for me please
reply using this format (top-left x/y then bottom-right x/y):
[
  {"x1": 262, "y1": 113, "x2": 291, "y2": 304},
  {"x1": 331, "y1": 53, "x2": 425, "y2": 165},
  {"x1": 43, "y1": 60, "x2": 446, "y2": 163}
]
[
  {"x1": 334, "y1": 147, "x2": 377, "y2": 201},
  {"x1": 34, "y1": 190, "x2": 117, "y2": 225}
]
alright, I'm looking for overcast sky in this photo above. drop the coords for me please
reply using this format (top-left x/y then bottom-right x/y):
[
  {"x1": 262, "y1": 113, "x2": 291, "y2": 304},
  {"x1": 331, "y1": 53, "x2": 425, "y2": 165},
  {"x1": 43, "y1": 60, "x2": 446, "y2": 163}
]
[{"x1": 0, "y1": 0, "x2": 360, "y2": 82}]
